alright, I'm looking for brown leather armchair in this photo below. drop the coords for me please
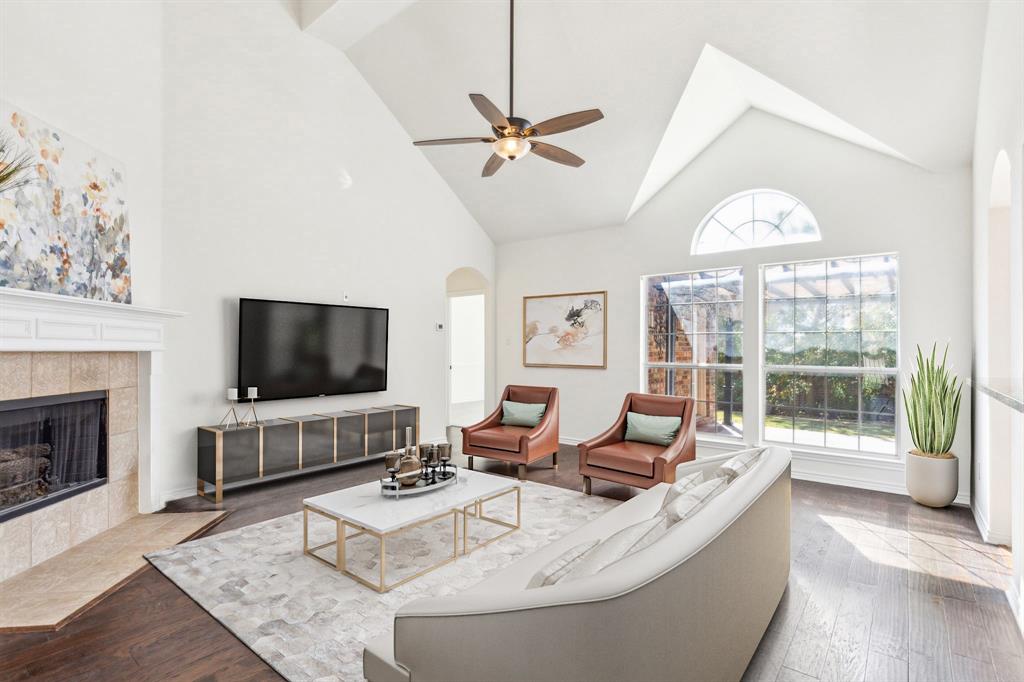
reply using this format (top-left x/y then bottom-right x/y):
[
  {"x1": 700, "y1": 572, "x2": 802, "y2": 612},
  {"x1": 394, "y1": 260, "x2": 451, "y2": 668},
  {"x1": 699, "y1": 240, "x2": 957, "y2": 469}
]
[
  {"x1": 578, "y1": 393, "x2": 696, "y2": 494},
  {"x1": 461, "y1": 385, "x2": 560, "y2": 480}
]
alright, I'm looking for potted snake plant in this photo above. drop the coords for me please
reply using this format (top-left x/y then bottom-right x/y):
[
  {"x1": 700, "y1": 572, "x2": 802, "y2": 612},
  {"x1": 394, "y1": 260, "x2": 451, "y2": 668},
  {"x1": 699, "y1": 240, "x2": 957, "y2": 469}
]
[{"x1": 903, "y1": 344, "x2": 963, "y2": 507}]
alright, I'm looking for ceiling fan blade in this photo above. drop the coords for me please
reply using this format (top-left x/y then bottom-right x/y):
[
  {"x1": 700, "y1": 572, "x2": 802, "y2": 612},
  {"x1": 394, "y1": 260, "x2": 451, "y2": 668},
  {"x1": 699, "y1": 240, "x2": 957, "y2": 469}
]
[
  {"x1": 482, "y1": 153, "x2": 505, "y2": 177},
  {"x1": 469, "y1": 94, "x2": 511, "y2": 130},
  {"x1": 413, "y1": 137, "x2": 495, "y2": 146},
  {"x1": 530, "y1": 141, "x2": 585, "y2": 167},
  {"x1": 526, "y1": 109, "x2": 604, "y2": 137}
]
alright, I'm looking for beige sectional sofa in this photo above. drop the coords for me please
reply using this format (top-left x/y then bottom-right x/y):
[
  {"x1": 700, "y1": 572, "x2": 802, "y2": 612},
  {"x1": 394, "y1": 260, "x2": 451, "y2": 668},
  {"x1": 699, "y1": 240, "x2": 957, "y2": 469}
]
[{"x1": 364, "y1": 446, "x2": 792, "y2": 682}]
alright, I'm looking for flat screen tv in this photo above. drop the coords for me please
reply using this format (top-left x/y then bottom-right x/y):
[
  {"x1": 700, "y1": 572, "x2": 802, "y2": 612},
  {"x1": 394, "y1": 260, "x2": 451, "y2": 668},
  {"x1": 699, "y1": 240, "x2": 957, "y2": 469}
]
[{"x1": 237, "y1": 298, "x2": 389, "y2": 401}]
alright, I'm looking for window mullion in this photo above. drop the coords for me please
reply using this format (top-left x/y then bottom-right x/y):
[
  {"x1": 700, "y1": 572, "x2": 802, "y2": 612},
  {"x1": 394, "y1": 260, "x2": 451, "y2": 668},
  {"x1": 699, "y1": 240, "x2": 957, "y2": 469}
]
[{"x1": 760, "y1": 254, "x2": 899, "y2": 456}]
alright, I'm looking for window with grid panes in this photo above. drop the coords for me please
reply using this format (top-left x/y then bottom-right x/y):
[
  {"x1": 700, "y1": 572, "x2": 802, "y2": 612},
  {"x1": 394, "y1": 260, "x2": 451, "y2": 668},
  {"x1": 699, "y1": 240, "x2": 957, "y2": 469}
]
[
  {"x1": 762, "y1": 255, "x2": 898, "y2": 454},
  {"x1": 644, "y1": 268, "x2": 743, "y2": 438}
]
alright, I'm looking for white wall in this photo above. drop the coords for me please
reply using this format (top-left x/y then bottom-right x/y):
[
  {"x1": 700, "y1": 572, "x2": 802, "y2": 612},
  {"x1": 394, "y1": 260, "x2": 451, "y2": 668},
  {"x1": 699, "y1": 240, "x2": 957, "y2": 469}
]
[
  {"x1": 971, "y1": 0, "x2": 1024, "y2": 623},
  {"x1": 449, "y1": 294, "x2": 485, "y2": 404},
  {"x1": 158, "y1": 0, "x2": 494, "y2": 502},
  {"x1": 0, "y1": 0, "x2": 163, "y2": 307},
  {"x1": 497, "y1": 109, "x2": 972, "y2": 499}
]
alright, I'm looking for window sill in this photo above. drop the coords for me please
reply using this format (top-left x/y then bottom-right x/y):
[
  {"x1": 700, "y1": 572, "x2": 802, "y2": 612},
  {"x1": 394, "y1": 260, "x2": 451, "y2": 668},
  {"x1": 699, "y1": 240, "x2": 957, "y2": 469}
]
[
  {"x1": 696, "y1": 435, "x2": 747, "y2": 449},
  {"x1": 759, "y1": 440, "x2": 902, "y2": 465}
]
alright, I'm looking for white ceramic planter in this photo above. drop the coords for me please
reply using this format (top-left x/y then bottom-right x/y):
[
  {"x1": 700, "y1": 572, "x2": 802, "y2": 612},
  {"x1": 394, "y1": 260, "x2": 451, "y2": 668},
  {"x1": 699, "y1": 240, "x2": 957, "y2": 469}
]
[{"x1": 905, "y1": 450, "x2": 958, "y2": 508}]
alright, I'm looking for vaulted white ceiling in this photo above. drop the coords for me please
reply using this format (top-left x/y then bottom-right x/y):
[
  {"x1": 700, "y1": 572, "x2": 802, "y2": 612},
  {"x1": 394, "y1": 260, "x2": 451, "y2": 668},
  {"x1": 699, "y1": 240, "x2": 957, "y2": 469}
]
[
  {"x1": 628, "y1": 44, "x2": 915, "y2": 221},
  {"x1": 307, "y1": 0, "x2": 988, "y2": 244}
]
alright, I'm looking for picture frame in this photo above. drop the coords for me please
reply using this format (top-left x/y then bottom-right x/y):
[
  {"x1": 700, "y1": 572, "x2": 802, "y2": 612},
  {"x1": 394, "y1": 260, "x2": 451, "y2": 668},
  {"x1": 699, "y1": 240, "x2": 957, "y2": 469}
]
[{"x1": 522, "y1": 290, "x2": 607, "y2": 369}]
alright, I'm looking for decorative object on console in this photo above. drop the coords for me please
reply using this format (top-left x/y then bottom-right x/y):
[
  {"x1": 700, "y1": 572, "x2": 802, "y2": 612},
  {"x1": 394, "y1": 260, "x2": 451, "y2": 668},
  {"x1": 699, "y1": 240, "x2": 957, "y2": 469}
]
[
  {"x1": 523, "y1": 291, "x2": 607, "y2": 368},
  {"x1": 579, "y1": 393, "x2": 696, "y2": 495},
  {"x1": 239, "y1": 386, "x2": 260, "y2": 426},
  {"x1": 218, "y1": 387, "x2": 242, "y2": 429},
  {"x1": 0, "y1": 100, "x2": 132, "y2": 303},
  {"x1": 903, "y1": 344, "x2": 962, "y2": 508}
]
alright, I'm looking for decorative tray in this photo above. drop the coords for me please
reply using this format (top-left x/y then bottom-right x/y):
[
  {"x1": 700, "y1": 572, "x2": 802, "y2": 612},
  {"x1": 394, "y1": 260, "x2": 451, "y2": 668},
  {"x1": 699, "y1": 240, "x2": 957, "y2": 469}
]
[{"x1": 380, "y1": 465, "x2": 458, "y2": 498}]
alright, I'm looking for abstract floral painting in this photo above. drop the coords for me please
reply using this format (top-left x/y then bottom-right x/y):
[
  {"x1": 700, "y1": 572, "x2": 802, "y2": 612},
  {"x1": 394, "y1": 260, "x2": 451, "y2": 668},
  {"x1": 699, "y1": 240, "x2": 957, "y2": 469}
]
[
  {"x1": 0, "y1": 100, "x2": 131, "y2": 303},
  {"x1": 523, "y1": 291, "x2": 607, "y2": 368}
]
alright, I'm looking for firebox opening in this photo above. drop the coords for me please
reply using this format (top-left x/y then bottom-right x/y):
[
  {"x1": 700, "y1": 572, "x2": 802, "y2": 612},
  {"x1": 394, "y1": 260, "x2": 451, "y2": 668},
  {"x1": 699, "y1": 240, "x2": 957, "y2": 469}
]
[{"x1": 0, "y1": 390, "x2": 108, "y2": 523}]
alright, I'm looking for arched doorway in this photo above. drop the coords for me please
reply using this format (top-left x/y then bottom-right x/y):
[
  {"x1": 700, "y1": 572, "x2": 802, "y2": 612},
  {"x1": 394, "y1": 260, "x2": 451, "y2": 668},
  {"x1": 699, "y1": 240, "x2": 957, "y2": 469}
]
[{"x1": 445, "y1": 267, "x2": 490, "y2": 427}]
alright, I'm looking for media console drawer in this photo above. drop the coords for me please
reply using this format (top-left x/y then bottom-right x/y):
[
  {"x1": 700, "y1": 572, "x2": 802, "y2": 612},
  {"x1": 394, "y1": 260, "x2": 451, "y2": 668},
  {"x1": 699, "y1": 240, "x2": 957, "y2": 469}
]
[{"x1": 196, "y1": 404, "x2": 419, "y2": 503}]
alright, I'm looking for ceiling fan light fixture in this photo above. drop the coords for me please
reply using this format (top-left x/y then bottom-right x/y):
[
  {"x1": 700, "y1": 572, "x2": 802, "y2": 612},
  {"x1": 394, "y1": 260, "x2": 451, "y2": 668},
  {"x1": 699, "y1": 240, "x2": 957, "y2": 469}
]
[
  {"x1": 492, "y1": 135, "x2": 531, "y2": 161},
  {"x1": 411, "y1": 0, "x2": 602, "y2": 176}
]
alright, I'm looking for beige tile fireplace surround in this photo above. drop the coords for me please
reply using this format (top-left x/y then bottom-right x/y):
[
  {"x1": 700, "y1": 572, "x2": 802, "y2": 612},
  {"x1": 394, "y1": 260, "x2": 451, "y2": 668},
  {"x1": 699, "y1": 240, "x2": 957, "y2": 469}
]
[
  {"x1": 0, "y1": 351, "x2": 141, "y2": 581},
  {"x1": 0, "y1": 288, "x2": 196, "y2": 630}
]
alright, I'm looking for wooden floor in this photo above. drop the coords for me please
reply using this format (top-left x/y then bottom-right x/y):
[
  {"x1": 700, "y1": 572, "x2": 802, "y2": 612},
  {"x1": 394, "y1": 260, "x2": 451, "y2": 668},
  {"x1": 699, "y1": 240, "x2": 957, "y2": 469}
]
[
  {"x1": 0, "y1": 446, "x2": 1020, "y2": 682},
  {"x1": 745, "y1": 476, "x2": 1022, "y2": 682}
]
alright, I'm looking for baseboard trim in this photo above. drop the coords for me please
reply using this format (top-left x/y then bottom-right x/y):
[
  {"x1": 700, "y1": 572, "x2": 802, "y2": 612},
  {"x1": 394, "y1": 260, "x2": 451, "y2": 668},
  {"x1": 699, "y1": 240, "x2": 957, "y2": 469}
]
[
  {"x1": 789, "y1": 456, "x2": 970, "y2": 507},
  {"x1": 972, "y1": 503, "x2": 1012, "y2": 545},
  {"x1": 567, "y1": 439, "x2": 961, "y2": 504},
  {"x1": 160, "y1": 486, "x2": 197, "y2": 509},
  {"x1": 1010, "y1": 580, "x2": 1023, "y2": 635}
]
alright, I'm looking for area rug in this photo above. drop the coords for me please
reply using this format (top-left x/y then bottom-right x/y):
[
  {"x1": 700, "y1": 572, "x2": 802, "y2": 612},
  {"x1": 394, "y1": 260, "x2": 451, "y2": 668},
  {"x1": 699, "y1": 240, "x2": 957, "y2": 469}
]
[{"x1": 146, "y1": 480, "x2": 618, "y2": 681}]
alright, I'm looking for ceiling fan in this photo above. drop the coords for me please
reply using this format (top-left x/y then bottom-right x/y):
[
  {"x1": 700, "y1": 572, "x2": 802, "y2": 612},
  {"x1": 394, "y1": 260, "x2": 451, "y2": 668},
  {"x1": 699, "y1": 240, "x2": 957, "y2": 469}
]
[{"x1": 412, "y1": 0, "x2": 604, "y2": 177}]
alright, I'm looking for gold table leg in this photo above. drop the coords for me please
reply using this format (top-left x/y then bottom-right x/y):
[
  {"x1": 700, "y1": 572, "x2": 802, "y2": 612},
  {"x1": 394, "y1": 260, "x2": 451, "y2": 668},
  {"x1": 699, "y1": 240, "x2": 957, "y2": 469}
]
[
  {"x1": 337, "y1": 518, "x2": 345, "y2": 573},
  {"x1": 460, "y1": 487, "x2": 522, "y2": 556},
  {"x1": 303, "y1": 504, "x2": 465, "y2": 592}
]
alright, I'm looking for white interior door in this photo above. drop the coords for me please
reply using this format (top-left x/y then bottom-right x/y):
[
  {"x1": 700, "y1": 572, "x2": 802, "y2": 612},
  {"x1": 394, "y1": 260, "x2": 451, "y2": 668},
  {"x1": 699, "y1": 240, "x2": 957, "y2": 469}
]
[{"x1": 448, "y1": 293, "x2": 485, "y2": 426}]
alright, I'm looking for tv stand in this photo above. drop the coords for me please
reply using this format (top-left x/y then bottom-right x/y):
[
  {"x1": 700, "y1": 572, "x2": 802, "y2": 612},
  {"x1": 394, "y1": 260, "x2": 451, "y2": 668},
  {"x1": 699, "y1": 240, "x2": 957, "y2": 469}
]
[{"x1": 196, "y1": 404, "x2": 418, "y2": 502}]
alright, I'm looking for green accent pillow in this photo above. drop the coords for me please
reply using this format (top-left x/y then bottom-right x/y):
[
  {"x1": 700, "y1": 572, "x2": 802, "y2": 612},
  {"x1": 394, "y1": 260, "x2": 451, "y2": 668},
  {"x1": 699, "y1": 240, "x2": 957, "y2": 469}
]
[
  {"x1": 624, "y1": 411, "x2": 682, "y2": 447},
  {"x1": 501, "y1": 400, "x2": 547, "y2": 427}
]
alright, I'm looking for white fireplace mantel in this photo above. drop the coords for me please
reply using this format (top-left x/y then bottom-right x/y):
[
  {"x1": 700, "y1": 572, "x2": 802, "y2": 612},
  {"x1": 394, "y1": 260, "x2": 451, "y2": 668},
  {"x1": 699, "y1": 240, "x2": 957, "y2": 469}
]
[
  {"x1": 1, "y1": 287, "x2": 185, "y2": 513},
  {"x1": 0, "y1": 287, "x2": 184, "y2": 352}
]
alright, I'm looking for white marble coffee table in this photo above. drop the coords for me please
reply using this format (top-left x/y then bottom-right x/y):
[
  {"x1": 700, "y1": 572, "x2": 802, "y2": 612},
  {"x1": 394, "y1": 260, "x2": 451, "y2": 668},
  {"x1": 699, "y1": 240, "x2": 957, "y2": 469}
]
[{"x1": 302, "y1": 469, "x2": 521, "y2": 592}]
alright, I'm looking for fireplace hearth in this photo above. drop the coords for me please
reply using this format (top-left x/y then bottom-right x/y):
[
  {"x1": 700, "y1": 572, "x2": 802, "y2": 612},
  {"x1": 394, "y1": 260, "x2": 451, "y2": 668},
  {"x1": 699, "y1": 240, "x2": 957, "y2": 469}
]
[{"x1": 0, "y1": 390, "x2": 108, "y2": 523}]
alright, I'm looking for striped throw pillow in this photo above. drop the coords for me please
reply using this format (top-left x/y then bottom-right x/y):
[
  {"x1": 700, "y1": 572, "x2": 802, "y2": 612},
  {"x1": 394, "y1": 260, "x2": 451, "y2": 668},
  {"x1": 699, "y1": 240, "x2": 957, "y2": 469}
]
[
  {"x1": 526, "y1": 540, "x2": 600, "y2": 588},
  {"x1": 664, "y1": 476, "x2": 729, "y2": 523},
  {"x1": 660, "y1": 470, "x2": 705, "y2": 511},
  {"x1": 718, "y1": 448, "x2": 766, "y2": 480}
]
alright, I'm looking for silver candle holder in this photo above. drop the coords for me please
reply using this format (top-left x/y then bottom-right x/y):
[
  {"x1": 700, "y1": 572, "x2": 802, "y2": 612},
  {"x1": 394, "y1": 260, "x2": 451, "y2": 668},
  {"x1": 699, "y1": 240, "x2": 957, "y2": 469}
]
[
  {"x1": 219, "y1": 387, "x2": 242, "y2": 429},
  {"x1": 239, "y1": 386, "x2": 260, "y2": 426}
]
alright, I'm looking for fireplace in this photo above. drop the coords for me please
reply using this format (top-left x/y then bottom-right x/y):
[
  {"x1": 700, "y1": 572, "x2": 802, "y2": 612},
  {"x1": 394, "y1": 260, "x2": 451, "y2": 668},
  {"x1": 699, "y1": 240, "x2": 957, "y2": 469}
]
[{"x1": 0, "y1": 391, "x2": 108, "y2": 523}]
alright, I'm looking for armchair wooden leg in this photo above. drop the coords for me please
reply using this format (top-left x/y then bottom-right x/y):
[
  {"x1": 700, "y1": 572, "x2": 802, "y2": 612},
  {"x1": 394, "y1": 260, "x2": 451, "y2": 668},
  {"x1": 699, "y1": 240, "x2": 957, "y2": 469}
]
[
  {"x1": 552, "y1": 450, "x2": 558, "y2": 469},
  {"x1": 517, "y1": 464, "x2": 526, "y2": 480},
  {"x1": 467, "y1": 455, "x2": 473, "y2": 471},
  {"x1": 583, "y1": 476, "x2": 591, "y2": 495}
]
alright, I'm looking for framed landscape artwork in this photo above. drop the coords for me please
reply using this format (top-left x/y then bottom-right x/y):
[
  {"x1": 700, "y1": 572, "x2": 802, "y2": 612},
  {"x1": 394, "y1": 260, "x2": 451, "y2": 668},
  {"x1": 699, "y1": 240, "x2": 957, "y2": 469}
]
[{"x1": 523, "y1": 291, "x2": 607, "y2": 368}]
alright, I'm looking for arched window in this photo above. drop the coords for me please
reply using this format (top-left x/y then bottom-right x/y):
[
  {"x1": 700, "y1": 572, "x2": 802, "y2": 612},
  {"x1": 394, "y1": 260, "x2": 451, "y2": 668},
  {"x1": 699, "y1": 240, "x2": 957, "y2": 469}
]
[{"x1": 692, "y1": 189, "x2": 821, "y2": 255}]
